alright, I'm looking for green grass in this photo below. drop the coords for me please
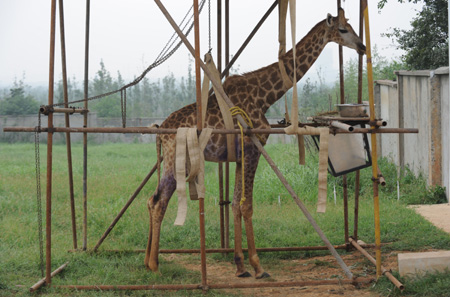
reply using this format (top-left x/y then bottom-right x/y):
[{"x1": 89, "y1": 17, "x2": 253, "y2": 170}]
[{"x1": 1, "y1": 142, "x2": 450, "y2": 296}]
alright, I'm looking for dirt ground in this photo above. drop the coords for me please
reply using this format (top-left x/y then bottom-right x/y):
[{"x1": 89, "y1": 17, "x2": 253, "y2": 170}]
[
  {"x1": 163, "y1": 247, "x2": 394, "y2": 296},
  {"x1": 162, "y1": 203, "x2": 450, "y2": 296}
]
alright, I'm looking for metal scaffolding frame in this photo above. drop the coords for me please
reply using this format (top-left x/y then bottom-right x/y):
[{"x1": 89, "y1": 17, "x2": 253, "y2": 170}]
[{"x1": 3, "y1": 0, "x2": 417, "y2": 293}]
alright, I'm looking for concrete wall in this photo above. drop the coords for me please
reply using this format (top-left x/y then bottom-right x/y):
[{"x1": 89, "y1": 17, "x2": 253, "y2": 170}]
[
  {"x1": 375, "y1": 67, "x2": 449, "y2": 201},
  {"x1": 0, "y1": 113, "x2": 165, "y2": 144},
  {"x1": 0, "y1": 113, "x2": 288, "y2": 144}
]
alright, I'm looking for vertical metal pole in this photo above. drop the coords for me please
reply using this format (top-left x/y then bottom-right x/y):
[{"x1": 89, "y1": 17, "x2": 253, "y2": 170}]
[
  {"x1": 224, "y1": 0, "x2": 230, "y2": 78},
  {"x1": 193, "y1": 0, "x2": 207, "y2": 290},
  {"x1": 46, "y1": 0, "x2": 57, "y2": 284},
  {"x1": 217, "y1": 0, "x2": 225, "y2": 251},
  {"x1": 363, "y1": 0, "x2": 382, "y2": 278},
  {"x1": 337, "y1": 0, "x2": 349, "y2": 245},
  {"x1": 353, "y1": 171, "x2": 360, "y2": 240},
  {"x1": 58, "y1": 0, "x2": 77, "y2": 250},
  {"x1": 337, "y1": 1, "x2": 345, "y2": 104},
  {"x1": 343, "y1": 175, "x2": 349, "y2": 244},
  {"x1": 217, "y1": 0, "x2": 222, "y2": 73},
  {"x1": 82, "y1": 0, "x2": 90, "y2": 251},
  {"x1": 224, "y1": 0, "x2": 230, "y2": 251},
  {"x1": 354, "y1": 0, "x2": 365, "y2": 241},
  {"x1": 219, "y1": 163, "x2": 225, "y2": 248}
]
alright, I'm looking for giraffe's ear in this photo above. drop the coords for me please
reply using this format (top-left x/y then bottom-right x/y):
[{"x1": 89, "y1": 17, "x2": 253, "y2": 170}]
[{"x1": 326, "y1": 13, "x2": 333, "y2": 27}]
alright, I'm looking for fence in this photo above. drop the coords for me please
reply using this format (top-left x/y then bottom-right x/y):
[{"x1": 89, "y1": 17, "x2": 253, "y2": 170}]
[
  {"x1": 375, "y1": 67, "x2": 449, "y2": 201},
  {"x1": 0, "y1": 113, "x2": 289, "y2": 144}
]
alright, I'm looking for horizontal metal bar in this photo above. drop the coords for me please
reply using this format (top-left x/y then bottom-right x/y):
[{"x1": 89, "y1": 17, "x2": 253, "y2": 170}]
[
  {"x1": 70, "y1": 243, "x2": 378, "y2": 254},
  {"x1": 3, "y1": 126, "x2": 419, "y2": 135},
  {"x1": 53, "y1": 277, "x2": 373, "y2": 291},
  {"x1": 40, "y1": 106, "x2": 89, "y2": 115}
]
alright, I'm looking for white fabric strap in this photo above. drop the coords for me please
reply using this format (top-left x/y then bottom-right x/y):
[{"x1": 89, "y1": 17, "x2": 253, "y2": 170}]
[
  {"x1": 174, "y1": 127, "x2": 212, "y2": 226},
  {"x1": 201, "y1": 53, "x2": 236, "y2": 162},
  {"x1": 295, "y1": 126, "x2": 329, "y2": 213}
]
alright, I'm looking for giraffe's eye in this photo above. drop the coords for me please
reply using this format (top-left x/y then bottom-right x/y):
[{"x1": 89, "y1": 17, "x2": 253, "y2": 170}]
[{"x1": 339, "y1": 28, "x2": 348, "y2": 34}]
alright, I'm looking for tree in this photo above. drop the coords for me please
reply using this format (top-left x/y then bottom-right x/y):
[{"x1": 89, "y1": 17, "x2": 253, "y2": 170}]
[
  {"x1": 89, "y1": 61, "x2": 122, "y2": 117},
  {"x1": 0, "y1": 79, "x2": 39, "y2": 115},
  {"x1": 380, "y1": 0, "x2": 448, "y2": 69}
]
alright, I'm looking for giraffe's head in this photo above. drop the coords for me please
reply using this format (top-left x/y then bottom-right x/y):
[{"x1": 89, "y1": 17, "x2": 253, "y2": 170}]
[{"x1": 326, "y1": 8, "x2": 366, "y2": 55}]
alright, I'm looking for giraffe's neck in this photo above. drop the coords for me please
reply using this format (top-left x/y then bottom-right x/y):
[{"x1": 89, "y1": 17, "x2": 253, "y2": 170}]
[{"x1": 252, "y1": 20, "x2": 330, "y2": 114}]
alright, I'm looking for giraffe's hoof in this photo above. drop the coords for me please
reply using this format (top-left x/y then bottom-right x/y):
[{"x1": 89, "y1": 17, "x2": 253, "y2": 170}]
[
  {"x1": 256, "y1": 271, "x2": 270, "y2": 279},
  {"x1": 237, "y1": 271, "x2": 252, "y2": 278}
]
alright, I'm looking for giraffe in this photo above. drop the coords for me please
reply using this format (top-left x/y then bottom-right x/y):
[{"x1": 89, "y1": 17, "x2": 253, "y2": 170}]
[{"x1": 144, "y1": 8, "x2": 365, "y2": 279}]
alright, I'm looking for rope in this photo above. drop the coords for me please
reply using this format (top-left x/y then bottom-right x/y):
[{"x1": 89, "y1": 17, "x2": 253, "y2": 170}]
[
  {"x1": 208, "y1": 0, "x2": 212, "y2": 52},
  {"x1": 229, "y1": 107, "x2": 261, "y2": 206},
  {"x1": 46, "y1": 0, "x2": 207, "y2": 111},
  {"x1": 34, "y1": 112, "x2": 44, "y2": 277}
]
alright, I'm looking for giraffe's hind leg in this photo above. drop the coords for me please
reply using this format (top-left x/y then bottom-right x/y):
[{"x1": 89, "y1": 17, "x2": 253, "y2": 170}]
[
  {"x1": 144, "y1": 175, "x2": 176, "y2": 272},
  {"x1": 144, "y1": 198, "x2": 153, "y2": 269}
]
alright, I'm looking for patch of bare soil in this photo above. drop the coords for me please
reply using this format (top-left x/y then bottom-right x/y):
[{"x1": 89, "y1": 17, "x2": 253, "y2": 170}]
[
  {"x1": 162, "y1": 249, "x2": 400, "y2": 296},
  {"x1": 409, "y1": 203, "x2": 450, "y2": 233}
]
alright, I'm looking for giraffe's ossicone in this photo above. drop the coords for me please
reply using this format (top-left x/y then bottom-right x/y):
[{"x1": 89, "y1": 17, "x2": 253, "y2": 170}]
[{"x1": 144, "y1": 8, "x2": 365, "y2": 279}]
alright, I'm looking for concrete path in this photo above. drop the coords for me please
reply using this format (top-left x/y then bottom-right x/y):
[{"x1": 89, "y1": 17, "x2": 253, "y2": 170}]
[{"x1": 409, "y1": 203, "x2": 450, "y2": 233}]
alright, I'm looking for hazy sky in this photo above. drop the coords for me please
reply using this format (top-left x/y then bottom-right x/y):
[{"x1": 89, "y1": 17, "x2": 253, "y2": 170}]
[{"x1": 0, "y1": 0, "x2": 422, "y2": 87}]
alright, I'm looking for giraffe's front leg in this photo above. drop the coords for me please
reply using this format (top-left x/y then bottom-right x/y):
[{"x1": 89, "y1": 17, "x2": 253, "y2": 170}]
[
  {"x1": 232, "y1": 162, "x2": 252, "y2": 277},
  {"x1": 241, "y1": 145, "x2": 270, "y2": 279},
  {"x1": 232, "y1": 198, "x2": 251, "y2": 277},
  {"x1": 241, "y1": 202, "x2": 270, "y2": 279}
]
